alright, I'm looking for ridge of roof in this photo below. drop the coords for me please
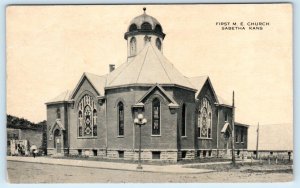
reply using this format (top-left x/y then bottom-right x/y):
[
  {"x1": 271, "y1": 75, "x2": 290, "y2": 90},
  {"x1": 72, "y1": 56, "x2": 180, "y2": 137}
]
[{"x1": 105, "y1": 42, "x2": 195, "y2": 90}]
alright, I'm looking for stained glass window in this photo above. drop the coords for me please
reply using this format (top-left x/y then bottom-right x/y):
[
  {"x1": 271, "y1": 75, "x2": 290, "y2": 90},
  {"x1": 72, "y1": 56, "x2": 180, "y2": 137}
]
[
  {"x1": 152, "y1": 98, "x2": 160, "y2": 135},
  {"x1": 198, "y1": 98, "x2": 212, "y2": 138},
  {"x1": 78, "y1": 95, "x2": 97, "y2": 137},
  {"x1": 118, "y1": 102, "x2": 124, "y2": 136}
]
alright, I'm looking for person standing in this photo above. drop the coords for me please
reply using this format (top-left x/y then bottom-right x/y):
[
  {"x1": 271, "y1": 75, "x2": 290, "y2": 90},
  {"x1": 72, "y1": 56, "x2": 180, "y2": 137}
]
[{"x1": 32, "y1": 149, "x2": 36, "y2": 158}]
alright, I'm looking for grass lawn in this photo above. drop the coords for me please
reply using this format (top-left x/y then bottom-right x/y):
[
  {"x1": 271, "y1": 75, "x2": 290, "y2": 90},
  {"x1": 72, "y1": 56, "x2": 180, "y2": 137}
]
[{"x1": 186, "y1": 160, "x2": 293, "y2": 174}]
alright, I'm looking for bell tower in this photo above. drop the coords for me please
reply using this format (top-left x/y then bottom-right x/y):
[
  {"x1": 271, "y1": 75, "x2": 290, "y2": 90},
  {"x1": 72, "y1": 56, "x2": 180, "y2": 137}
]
[{"x1": 124, "y1": 8, "x2": 166, "y2": 61}]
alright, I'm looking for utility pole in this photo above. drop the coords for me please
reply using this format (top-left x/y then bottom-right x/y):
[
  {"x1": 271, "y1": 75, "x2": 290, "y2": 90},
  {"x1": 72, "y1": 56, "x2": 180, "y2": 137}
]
[
  {"x1": 256, "y1": 122, "x2": 259, "y2": 159},
  {"x1": 231, "y1": 91, "x2": 236, "y2": 165}
]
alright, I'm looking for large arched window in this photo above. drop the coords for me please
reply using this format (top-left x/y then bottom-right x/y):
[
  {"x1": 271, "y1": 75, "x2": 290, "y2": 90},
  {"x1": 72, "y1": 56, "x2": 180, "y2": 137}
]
[
  {"x1": 78, "y1": 94, "x2": 97, "y2": 137},
  {"x1": 198, "y1": 98, "x2": 212, "y2": 138},
  {"x1": 129, "y1": 24, "x2": 137, "y2": 32},
  {"x1": 130, "y1": 37, "x2": 136, "y2": 56},
  {"x1": 182, "y1": 103, "x2": 186, "y2": 136},
  {"x1": 156, "y1": 38, "x2": 162, "y2": 51},
  {"x1": 141, "y1": 22, "x2": 152, "y2": 30},
  {"x1": 118, "y1": 102, "x2": 124, "y2": 136},
  {"x1": 152, "y1": 98, "x2": 161, "y2": 135}
]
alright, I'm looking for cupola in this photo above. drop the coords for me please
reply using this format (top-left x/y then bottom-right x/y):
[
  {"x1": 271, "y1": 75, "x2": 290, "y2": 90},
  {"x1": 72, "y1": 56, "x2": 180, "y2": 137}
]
[{"x1": 124, "y1": 8, "x2": 166, "y2": 60}]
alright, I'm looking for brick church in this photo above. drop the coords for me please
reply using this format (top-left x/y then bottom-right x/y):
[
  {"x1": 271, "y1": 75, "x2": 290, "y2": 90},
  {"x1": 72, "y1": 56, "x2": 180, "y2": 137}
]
[{"x1": 46, "y1": 9, "x2": 248, "y2": 161}]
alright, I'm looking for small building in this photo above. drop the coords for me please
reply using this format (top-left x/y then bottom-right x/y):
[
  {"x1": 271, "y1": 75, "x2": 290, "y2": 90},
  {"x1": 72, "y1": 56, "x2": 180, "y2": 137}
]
[
  {"x1": 46, "y1": 9, "x2": 248, "y2": 161},
  {"x1": 7, "y1": 127, "x2": 45, "y2": 156}
]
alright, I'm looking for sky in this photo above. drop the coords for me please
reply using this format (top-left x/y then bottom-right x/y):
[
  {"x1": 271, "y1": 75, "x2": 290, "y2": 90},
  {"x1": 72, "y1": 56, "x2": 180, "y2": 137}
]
[{"x1": 6, "y1": 4, "x2": 292, "y2": 148}]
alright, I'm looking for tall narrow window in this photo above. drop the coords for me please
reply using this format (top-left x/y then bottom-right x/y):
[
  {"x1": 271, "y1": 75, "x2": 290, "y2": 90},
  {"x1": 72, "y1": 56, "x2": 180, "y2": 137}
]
[
  {"x1": 93, "y1": 109, "x2": 97, "y2": 136},
  {"x1": 182, "y1": 103, "x2": 186, "y2": 136},
  {"x1": 240, "y1": 129, "x2": 244, "y2": 143},
  {"x1": 152, "y1": 98, "x2": 160, "y2": 135},
  {"x1": 78, "y1": 94, "x2": 97, "y2": 137},
  {"x1": 56, "y1": 108, "x2": 61, "y2": 119},
  {"x1": 78, "y1": 111, "x2": 83, "y2": 137},
  {"x1": 118, "y1": 102, "x2": 124, "y2": 136},
  {"x1": 156, "y1": 38, "x2": 161, "y2": 51},
  {"x1": 130, "y1": 37, "x2": 136, "y2": 56},
  {"x1": 198, "y1": 98, "x2": 212, "y2": 138},
  {"x1": 225, "y1": 112, "x2": 228, "y2": 122},
  {"x1": 235, "y1": 129, "x2": 239, "y2": 142}
]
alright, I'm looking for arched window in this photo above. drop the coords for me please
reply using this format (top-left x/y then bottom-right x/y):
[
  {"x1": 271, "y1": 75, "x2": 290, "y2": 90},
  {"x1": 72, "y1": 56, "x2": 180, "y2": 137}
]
[
  {"x1": 56, "y1": 108, "x2": 61, "y2": 119},
  {"x1": 141, "y1": 22, "x2": 152, "y2": 30},
  {"x1": 118, "y1": 102, "x2": 124, "y2": 136},
  {"x1": 152, "y1": 98, "x2": 160, "y2": 135},
  {"x1": 182, "y1": 103, "x2": 186, "y2": 136},
  {"x1": 78, "y1": 94, "x2": 97, "y2": 137},
  {"x1": 156, "y1": 38, "x2": 162, "y2": 50},
  {"x1": 198, "y1": 98, "x2": 212, "y2": 138},
  {"x1": 154, "y1": 24, "x2": 162, "y2": 33},
  {"x1": 129, "y1": 24, "x2": 137, "y2": 32},
  {"x1": 130, "y1": 37, "x2": 136, "y2": 56}
]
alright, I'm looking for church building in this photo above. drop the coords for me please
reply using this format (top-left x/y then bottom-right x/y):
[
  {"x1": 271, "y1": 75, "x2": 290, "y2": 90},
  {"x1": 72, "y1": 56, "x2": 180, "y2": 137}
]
[{"x1": 46, "y1": 9, "x2": 248, "y2": 161}]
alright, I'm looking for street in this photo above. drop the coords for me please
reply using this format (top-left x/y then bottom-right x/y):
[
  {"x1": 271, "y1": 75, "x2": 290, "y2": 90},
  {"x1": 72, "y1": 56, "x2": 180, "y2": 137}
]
[{"x1": 7, "y1": 161, "x2": 292, "y2": 183}]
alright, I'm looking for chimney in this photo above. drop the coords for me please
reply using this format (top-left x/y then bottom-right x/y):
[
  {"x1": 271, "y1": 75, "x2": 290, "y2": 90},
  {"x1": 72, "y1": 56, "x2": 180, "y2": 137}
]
[{"x1": 109, "y1": 64, "x2": 115, "y2": 72}]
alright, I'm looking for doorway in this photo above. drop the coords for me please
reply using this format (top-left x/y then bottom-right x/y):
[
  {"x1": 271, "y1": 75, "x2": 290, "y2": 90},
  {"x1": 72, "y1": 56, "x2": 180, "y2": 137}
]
[{"x1": 53, "y1": 129, "x2": 61, "y2": 153}]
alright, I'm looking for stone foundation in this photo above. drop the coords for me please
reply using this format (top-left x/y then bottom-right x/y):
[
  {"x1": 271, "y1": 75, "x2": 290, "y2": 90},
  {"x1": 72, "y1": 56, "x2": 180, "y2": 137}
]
[
  {"x1": 107, "y1": 149, "x2": 178, "y2": 161},
  {"x1": 178, "y1": 150, "x2": 196, "y2": 160},
  {"x1": 47, "y1": 148, "x2": 293, "y2": 162}
]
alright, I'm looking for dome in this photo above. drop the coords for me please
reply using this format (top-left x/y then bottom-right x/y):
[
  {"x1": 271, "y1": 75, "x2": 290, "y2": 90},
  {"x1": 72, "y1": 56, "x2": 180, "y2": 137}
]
[
  {"x1": 124, "y1": 8, "x2": 165, "y2": 40},
  {"x1": 128, "y1": 13, "x2": 161, "y2": 31}
]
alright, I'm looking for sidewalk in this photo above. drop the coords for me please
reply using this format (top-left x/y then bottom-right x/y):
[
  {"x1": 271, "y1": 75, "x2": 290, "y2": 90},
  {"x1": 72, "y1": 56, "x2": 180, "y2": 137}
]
[{"x1": 7, "y1": 156, "x2": 214, "y2": 174}]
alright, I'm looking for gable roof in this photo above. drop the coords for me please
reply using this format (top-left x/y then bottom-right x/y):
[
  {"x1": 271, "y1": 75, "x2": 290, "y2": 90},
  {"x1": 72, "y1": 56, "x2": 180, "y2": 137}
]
[
  {"x1": 50, "y1": 119, "x2": 65, "y2": 132},
  {"x1": 188, "y1": 76, "x2": 219, "y2": 103},
  {"x1": 47, "y1": 72, "x2": 107, "y2": 104},
  {"x1": 69, "y1": 72, "x2": 107, "y2": 100},
  {"x1": 188, "y1": 76, "x2": 208, "y2": 97},
  {"x1": 135, "y1": 84, "x2": 179, "y2": 108},
  {"x1": 188, "y1": 76, "x2": 232, "y2": 106},
  {"x1": 105, "y1": 42, "x2": 195, "y2": 90}
]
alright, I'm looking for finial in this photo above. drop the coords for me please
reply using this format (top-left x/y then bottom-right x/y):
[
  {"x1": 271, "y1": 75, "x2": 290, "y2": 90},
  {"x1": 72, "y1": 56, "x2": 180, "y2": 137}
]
[{"x1": 143, "y1": 7, "x2": 146, "y2": 14}]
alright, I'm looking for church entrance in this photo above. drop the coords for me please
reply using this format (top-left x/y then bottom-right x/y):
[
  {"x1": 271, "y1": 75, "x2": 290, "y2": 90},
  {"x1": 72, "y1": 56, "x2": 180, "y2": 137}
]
[{"x1": 53, "y1": 129, "x2": 61, "y2": 153}]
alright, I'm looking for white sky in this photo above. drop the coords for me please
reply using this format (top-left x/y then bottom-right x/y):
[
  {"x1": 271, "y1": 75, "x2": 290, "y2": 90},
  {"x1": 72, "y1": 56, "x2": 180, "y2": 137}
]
[{"x1": 6, "y1": 4, "x2": 292, "y2": 138}]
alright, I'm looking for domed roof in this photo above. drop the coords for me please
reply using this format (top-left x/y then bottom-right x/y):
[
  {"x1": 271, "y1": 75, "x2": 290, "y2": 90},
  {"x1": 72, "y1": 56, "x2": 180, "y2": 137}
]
[
  {"x1": 125, "y1": 8, "x2": 165, "y2": 40},
  {"x1": 128, "y1": 13, "x2": 161, "y2": 31}
]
